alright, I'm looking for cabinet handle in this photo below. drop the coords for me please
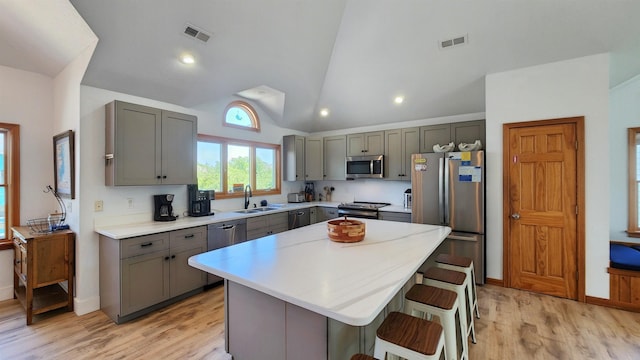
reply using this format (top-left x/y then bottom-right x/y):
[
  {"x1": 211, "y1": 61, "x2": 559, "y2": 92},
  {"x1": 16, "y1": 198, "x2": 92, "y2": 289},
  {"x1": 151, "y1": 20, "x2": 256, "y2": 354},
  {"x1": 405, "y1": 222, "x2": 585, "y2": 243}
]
[
  {"x1": 171, "y1": 255, "x2": 176, "y2": 259},
  {"x1": 165, "y1": 256, "x2": 170, "y2": 260},
  {"x1": 162, "y1": 175, "x2": 167, "y2": 179},
  {"x1": 15, "y1": 259, "x2": 20, "y2": 264},
  {"x1": 140, "y1": 242, "x2": 153, "y2": 247},
  {"x1": 184, "y1": 234, "x2": 195, "y2": 239},
  {"x1": 156, "y1": 175, "x2": 161, "y2": 179}
]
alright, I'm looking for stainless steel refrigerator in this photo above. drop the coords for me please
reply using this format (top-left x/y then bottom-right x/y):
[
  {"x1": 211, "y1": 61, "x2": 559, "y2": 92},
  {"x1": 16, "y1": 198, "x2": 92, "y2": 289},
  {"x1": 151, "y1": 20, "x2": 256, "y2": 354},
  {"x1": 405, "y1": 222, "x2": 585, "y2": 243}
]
[{"x1": 411, "y1": 151, "x2": 485, "y2": 284}]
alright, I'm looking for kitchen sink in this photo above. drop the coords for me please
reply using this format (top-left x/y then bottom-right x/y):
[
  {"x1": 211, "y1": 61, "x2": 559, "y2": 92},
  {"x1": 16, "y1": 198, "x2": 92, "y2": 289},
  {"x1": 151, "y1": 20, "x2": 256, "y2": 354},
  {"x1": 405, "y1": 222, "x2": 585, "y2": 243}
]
[
  {"x1": 253, "y1": 207, "x2": 279, "y2": 212},
  {"x1": 233, "y1": 207, "x2": 279, "y2": 214},
  {"x1": 234, "y1": 209, "x2": 260, "y2": 214}
]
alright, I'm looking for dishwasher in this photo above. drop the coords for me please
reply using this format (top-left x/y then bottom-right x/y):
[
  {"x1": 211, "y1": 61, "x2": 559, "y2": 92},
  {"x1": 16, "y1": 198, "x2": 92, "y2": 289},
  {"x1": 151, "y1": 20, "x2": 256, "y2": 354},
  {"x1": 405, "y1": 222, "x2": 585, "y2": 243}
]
[
  {"x1": 207, "y1": 219, "x2": 247, "y2": 285},
  {"x1": 288, "y1": 209, "x2": 310, "y2": 229}
]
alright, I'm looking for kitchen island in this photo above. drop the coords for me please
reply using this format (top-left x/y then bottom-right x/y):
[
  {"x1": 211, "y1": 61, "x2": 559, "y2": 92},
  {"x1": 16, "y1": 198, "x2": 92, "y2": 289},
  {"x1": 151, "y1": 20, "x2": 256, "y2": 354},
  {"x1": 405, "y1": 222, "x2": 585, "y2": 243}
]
[{"x1": 189, "y1": 219, "x2": 450, "y2": 359}]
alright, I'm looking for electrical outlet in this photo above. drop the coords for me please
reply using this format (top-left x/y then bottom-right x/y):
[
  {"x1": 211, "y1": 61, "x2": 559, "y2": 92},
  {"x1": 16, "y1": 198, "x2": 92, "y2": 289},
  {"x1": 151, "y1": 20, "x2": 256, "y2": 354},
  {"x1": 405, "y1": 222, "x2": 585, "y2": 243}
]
[
  {"x1": 94, "y1": 200, "x2": 104, "y2": 212},
  {"x1": 127, "y1": 198, "x2": 134, "y2": 209}
]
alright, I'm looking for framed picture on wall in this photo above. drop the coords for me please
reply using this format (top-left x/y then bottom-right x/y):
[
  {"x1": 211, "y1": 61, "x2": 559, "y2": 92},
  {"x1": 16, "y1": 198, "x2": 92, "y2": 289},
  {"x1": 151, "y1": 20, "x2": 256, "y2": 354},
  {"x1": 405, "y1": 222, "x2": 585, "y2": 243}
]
[{"x1": 53, "y1": 130, "x2": 75, "y2": 199}]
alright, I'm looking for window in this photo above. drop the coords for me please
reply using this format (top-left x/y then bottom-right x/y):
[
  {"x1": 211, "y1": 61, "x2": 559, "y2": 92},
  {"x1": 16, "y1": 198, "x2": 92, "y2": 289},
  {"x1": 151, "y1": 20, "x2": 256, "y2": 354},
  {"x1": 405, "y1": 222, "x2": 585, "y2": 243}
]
[
  {"x1": 0, "y1": 123, "x2": 20, "y2": 250},
  {"x1": 223, "y1": 101, "x2": 260, "y2": 132},
  {"x1": 629, "y1": 127, "x2": 640, "y2": 237},
  {"x1": 197, "y1": 134, "x2": 280, "y2": 199}
]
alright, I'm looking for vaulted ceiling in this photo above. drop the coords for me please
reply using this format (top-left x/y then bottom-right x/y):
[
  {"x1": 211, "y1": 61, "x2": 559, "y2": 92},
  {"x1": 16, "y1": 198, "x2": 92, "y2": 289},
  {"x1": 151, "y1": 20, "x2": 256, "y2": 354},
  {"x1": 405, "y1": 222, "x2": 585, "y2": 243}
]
[{"x1": 3, "y1": 0, "x2": 640, "y2": 133}]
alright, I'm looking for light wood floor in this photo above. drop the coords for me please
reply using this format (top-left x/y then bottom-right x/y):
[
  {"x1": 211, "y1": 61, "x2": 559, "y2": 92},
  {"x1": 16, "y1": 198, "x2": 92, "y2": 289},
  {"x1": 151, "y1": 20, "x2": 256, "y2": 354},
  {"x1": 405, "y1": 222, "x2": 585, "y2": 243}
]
[{"x1": 1, "y1": 284, "x2": 640, "y2": 359}]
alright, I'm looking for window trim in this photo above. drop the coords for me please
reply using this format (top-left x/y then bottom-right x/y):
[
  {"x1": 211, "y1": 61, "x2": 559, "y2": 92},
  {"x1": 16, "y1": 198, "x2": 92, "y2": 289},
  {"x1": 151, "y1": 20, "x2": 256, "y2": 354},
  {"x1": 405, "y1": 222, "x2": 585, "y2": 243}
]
[
  {"x1": 197, "y1": 134, "x2": 280, "y2": 199},
  {"x1": 0, "y1": 123, "x2": 20, "y2": 250},
  {"x1": 628, "y1": 127, "x2": 640, "y2": 237},
  {"x1": 223, "y1": 101, "x2": 261, "y2": 132}
]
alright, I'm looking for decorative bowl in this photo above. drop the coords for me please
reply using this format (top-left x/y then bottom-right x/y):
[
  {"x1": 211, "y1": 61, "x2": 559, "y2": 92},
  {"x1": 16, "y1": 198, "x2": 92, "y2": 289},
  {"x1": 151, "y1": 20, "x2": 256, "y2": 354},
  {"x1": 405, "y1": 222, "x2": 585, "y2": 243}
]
[{"x1": 327, "y1": 217, "x2": 365, "y2": 243}]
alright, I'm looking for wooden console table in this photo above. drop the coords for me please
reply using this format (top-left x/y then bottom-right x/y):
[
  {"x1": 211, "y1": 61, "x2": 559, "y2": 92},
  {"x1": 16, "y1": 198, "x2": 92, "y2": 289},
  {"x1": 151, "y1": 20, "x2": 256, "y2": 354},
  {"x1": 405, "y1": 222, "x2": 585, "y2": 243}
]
[{"x1": 12, "y1": 226, "x2": 75, "y2": 325}]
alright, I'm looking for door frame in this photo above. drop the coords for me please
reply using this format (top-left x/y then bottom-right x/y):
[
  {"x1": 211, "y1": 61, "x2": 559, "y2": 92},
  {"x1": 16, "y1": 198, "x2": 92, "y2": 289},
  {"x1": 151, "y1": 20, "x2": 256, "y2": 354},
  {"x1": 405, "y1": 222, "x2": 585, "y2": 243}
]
[{"x1": 502, "y1": 116, "x2": 586, "y2": 302}]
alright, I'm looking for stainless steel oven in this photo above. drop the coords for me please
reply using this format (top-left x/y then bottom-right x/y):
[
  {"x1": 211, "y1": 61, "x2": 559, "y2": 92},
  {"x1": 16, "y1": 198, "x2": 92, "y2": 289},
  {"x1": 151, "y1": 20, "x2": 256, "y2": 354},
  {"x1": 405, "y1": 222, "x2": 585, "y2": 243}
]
[{"x1": 337, "y1": 201, "x2": 390, "y2": 219}]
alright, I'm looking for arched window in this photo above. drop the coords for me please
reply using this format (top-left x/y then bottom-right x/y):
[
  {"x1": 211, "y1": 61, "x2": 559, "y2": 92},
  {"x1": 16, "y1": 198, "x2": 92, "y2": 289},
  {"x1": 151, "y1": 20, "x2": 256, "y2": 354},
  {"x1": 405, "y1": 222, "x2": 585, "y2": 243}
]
[{"x1": 223, "y1": 101, "x2": 260, "y2": 132}]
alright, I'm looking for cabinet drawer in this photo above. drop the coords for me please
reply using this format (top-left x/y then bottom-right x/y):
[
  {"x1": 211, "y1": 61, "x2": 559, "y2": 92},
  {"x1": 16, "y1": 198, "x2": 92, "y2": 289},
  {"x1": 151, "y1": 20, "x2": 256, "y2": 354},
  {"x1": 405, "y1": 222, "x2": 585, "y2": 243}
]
[
  {"x1": 269, "y1": 212, "x2": 288, "y2": 227},
  {"x1": 170, "y1": 226, "x2": 206, "y2": 248},
  {"x1": 247, "y1": 216, "x2": 269, "y2": 231},
  {"x1": 120, "y1": 233, "x2": 169, "y2": 259}
]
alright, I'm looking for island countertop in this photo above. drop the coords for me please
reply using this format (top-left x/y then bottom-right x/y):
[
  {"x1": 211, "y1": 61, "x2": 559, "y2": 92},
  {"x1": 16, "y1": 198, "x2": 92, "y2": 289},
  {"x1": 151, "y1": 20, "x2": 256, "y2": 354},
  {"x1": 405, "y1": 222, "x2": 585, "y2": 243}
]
[{"x1": 188, "y1": 219, "x2": 450, "y2": 326}]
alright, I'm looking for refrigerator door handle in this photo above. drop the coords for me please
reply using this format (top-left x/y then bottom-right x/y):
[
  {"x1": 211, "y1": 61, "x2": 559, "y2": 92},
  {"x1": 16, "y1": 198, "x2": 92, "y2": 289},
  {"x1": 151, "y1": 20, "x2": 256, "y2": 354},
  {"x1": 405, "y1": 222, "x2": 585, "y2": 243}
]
[
  {"x1": 447, "y1": 234, "x2": 479, "y2": 242},
  {"x1": 442, "y1": 156, "x2": 449, "y2": 225}
]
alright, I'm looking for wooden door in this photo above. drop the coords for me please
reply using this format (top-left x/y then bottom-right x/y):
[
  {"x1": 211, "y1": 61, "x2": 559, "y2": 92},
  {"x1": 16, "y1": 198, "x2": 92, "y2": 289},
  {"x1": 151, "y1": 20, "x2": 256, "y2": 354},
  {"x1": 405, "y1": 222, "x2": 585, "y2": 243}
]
[{"x1": 505, "y1": 119, "x2": 583, "y2": 299}]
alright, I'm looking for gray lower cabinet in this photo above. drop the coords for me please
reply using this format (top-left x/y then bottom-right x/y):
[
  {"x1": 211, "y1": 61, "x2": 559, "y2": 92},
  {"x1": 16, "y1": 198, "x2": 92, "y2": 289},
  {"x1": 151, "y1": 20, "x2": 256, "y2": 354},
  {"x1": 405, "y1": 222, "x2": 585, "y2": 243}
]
[
  {"x1": 316, "y1": 206, "x2": 339, "y2": 222},
  {"x1": 378, "y1": 211, "x2": 411, "y2": 223},
  {"x1": 99, "y1": 226, "x2": 207, "y2": 323},
  {"x1": 246, "y1": 212, "x2": 289, "y2": 240}
]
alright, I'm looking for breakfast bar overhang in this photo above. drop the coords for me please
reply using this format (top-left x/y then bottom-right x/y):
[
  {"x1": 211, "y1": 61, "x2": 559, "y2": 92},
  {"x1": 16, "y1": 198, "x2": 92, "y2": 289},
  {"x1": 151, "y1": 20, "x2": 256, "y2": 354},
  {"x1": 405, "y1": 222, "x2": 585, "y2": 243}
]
[{"x1": 189, "y1": 219, "x2": 451, "y2": 359}]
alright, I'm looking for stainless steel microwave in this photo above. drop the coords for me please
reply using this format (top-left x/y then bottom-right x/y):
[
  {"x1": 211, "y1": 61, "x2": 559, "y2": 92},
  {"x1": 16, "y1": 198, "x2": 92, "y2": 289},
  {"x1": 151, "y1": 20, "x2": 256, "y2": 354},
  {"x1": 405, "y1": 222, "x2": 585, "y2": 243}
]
[{"x1": 345, "y1": 155, "x2": 384, "y2": 179}]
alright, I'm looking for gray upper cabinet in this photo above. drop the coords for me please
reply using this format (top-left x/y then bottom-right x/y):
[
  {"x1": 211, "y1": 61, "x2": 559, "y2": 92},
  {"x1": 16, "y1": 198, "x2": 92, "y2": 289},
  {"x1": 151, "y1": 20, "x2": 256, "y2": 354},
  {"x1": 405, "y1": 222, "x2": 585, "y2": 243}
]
[
  {"x1": 419, "y1": 123, "x2": 453, "y2": 153},
  {"x1": 323, "y1": 135, "x2": 347, "y2": 180},
  {"x1": 305, "y1": 137, "x2": 323, "y2": 181},
  {"x1": 384, "y1": 127, "x2": 419, "y2": 181},
  {"x1": 105, "y1": 100, "x2": 197, "y2": 186},
  {"x1": 283, "y1": 135, "x2": 305, "y2": 181},
  {"x1": 451, "y1": 120, "x2": 486, "y2": 148},
  {"x1": 419, "y1": 120, "x2": 485, "y2": 153},
  {"x1": 346, "y1": 131, "x2": 384, "y2": 156}
]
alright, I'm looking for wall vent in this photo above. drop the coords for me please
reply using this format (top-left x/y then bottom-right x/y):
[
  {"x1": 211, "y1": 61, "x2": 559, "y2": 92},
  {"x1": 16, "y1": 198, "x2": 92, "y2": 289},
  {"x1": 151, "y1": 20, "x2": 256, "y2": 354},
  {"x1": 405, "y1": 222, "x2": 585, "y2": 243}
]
[
  {"x1": 183, "y1": 23, "x2": 212, "y2": 43},
  {"x1": 439, "y1": 34, "x2": 468, "y2": 50}
]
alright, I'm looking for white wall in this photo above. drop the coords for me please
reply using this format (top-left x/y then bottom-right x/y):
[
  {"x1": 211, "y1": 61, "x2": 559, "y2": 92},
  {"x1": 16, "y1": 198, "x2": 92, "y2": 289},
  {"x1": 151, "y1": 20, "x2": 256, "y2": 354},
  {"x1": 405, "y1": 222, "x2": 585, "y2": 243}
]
[
  {"x1": 485, "y1": 53, "x2": 610, "y2": 298},
  {"x1": 609, "y1": 74, "x2": 640, "y2": 243},
  {"x1": 0, "y1": 66, "x2": 55, "y2": 300}
]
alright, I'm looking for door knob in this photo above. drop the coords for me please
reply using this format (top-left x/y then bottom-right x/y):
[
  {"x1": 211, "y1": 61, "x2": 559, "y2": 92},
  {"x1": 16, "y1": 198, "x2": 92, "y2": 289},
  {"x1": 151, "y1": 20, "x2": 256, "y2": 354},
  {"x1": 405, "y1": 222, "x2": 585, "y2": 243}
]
[{"x1": 511, "y1": 213, "x2": 520, "y2": 220}]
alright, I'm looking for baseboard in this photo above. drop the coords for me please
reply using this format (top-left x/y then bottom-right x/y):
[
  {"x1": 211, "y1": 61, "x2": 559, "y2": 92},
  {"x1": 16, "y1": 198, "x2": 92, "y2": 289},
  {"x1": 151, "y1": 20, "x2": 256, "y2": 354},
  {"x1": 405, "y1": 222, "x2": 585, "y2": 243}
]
[
  {"x1": 587, "y1": 295, "x2": 640, "y2": 313},
  {"x1": 74, "y1": 295, "x2": 100, "y2": 316},
  {"x1": 485, "y1": 277, "x2": 504, "y2": 287},
  {"x1": 0, "y1": 284, "x2": 13, "y2": 301}
]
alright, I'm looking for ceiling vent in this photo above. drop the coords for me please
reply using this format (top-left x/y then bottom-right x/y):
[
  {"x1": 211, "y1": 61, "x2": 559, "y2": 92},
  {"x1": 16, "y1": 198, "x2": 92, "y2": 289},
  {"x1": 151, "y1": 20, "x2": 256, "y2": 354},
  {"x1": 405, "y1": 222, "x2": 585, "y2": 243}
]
[
  {"x1": 183, "y1": 23, "x2": 212, "y2": 43},
  {"x1": 439, "y1": 34, "x2": 468, "y2": 50}
]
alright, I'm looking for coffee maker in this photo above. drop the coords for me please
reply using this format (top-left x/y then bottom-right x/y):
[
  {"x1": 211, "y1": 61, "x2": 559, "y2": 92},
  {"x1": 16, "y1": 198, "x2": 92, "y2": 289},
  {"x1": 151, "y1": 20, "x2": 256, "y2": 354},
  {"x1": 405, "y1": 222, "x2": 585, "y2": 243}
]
[
  {"x1": 187, "y1": 184, "x2": 214, "y2": 217},
  {"x1": 154, "y1": 194, "x2": 177, "y2": 221}
]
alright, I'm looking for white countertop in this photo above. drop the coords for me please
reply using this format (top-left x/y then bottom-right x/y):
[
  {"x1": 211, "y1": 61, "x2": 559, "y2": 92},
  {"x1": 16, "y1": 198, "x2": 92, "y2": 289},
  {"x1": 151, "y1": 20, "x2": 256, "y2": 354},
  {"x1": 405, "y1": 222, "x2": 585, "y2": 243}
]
[
  {"x1": 188, "y1": 219, "x2": 450, "y2": 326},
  {"x1": 94, "y1": 201, "x2": 410, "y2": 239}
]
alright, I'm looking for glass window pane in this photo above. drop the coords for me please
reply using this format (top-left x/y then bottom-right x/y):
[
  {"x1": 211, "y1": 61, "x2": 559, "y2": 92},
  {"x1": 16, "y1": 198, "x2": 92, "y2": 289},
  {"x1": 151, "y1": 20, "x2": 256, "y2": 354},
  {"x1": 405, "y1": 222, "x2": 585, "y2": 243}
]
[
  {"x1": 0, "y1": 186, "x2": 4, "y2": 239},
  {"x1": 197, "y1": 141, "x2": 222, "y2": 192},
  {"x1": 228, "y1": 144, "x2": 250, "y2": 193},
  {"x1": 256, "y1": 147, "x2": 275, "y2": 190},
  {"x1": 0, "y1": 132, "x2": 4, "y2": 186},
  {"x1": 225, "y1": 107, "x2": 252, "y2": 127}
]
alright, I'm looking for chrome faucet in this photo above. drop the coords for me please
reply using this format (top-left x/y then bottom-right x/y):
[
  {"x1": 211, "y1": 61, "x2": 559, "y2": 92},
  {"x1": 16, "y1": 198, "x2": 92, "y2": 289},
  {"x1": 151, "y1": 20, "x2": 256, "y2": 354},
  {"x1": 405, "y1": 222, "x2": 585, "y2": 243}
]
[{"x1": 244, "y1": 185, "x2": 252, "y2": 209}]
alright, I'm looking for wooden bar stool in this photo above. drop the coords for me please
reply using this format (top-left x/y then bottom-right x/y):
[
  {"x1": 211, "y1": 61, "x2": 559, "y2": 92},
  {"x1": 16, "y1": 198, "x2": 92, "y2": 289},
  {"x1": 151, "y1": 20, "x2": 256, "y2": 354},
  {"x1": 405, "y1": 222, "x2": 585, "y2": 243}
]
[
  {"x1": 423, "y1": 267, "x2": 476, "y2": 344},
  {"x1": 405, "y1": 284, "x2": 468, "y2": 360},
  {"x1": 435, "y1": 254, "x2": 480, "y2": 319},
  {"x1": 374, "y1": 311, "x2": 446, "y2": 360}
]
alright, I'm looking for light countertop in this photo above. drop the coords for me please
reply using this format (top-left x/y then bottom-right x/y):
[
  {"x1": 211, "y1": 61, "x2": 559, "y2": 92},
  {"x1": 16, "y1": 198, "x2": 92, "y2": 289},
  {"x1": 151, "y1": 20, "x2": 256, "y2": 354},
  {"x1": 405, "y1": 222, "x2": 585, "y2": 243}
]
[
  {"x1": 188, "y1": 219, "x2": 450, "y2": 326},
  {"x1": 94, "y1": 201, "x2": 411, "y2": 239}
]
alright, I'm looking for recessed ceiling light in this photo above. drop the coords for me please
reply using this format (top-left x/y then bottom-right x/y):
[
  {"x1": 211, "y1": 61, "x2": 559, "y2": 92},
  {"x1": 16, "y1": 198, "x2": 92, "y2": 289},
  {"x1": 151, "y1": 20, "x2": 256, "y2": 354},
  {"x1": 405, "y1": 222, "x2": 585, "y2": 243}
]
[
  {"x1": 394, "y1": 96, "x2": 404, "y2": 104},
  {"x1": 180, "y1": 54, "x2": 195, "y2": 64},
  {"x1": 319, "y1": 108, "x2": 330, "y2": 117}
]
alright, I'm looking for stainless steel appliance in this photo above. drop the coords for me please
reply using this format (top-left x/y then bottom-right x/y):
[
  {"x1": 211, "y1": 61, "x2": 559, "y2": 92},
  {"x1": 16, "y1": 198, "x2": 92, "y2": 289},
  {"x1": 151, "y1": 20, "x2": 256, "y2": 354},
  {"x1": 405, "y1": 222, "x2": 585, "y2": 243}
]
[
  {"x1": 188, "y1": 184, "x2": 215, "y2": 217},
  {"x1": 153, "y1": 194, "x2": 176, "y2": 221},
  {"x1": 288, "y1": 209, "x2": 310, "y2": 229},
  {"x1": 345, "y1": 155, "x2": 384, "y2": 179},
  {"x1": 287, "y1": 193, "x2": 306, "y2": 203},
  {"x1": 411, "y1": 151, "x2": 485, "y2": 284},
  {"x1": 338, "y1": 201, "x2": 390, "y2": 219},
  {"x1": 207, "y1": 219, "x2": 247, "y2": 284}
]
